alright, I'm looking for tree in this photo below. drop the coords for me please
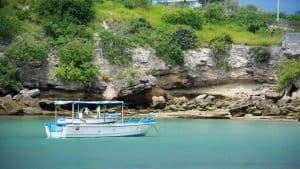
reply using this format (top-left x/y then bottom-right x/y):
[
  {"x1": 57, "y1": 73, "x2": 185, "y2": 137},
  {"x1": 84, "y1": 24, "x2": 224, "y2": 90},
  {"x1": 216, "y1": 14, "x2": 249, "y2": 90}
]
[{"x1": 205, "y1": 2, "x2": 225, "y2": 23}]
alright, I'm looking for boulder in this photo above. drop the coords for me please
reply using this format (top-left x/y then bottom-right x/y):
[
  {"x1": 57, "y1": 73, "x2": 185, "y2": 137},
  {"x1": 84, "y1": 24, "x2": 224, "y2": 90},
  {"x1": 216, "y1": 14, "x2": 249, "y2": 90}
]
[
  {"x1": 168, "y1": 104, "x2": 177, "y2": 111},
  {"x1": 265, "y1": 91, "x2": 284, "y2": 102},
  {"x1": 195, "y1": 94, "x2": 208, "y2": 100},
  {"x1": 23, "y1": 107, "x2": 42, "y2": 115},
  {"x1": 207, "y1": 95, "x2": 215, "y2": 101},
  {"x1": 152, "y1": 96, "x2": 166, "y2": 109},
  {"x1": 12, "y1": 94, "x2": 22, "y2": 101},
  {"x1": 20, "y1": 88, "x2": 40, "y2": 98},
  {"x1": 229, "y1": 104, "x2": 249, "y2": 116},
  {"x1": 262, "y1": 104, "x2": 281, "y2": 116},
  {"x1": 0, "y1": 97, "x2": 23, "y2": 115},
  {"x1": 252, "y1": 110, "x2": 262, "y2": 116},
  {"x1": 19, "y1": 95, "x2": 39, "y2": 107},
  {"x1": 285, "y1": 105, "x2": 300, "y2": 112},
  {"x1": 4, "y1": 94, "x2": 12, "y2": 99}
]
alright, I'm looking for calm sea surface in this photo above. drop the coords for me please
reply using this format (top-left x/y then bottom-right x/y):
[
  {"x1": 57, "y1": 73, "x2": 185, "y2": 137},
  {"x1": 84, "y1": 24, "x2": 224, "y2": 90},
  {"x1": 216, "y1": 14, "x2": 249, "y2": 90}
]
[{"x1": 0, "y1": 117, "x2": 300, "y2": 169}]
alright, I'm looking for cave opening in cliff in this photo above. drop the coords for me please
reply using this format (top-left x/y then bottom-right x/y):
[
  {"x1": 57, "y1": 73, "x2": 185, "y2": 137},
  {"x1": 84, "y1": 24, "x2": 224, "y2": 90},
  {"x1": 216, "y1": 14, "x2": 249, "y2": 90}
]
[{"x1": 286, "y1": 83, "x2": 298, "y2": 97}]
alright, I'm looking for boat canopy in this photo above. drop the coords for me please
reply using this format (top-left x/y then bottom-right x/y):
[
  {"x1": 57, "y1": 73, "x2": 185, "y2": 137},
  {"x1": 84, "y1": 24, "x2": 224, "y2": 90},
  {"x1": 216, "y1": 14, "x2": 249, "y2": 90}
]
[{"x1": 54, "y1": 101, "x2": 124, "y2": 106}]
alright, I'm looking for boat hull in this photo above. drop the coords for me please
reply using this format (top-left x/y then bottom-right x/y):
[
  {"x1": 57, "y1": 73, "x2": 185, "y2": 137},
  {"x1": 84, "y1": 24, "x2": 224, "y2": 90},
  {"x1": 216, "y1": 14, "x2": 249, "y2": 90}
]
[{"x1": 45, "y1": 122, "x2": 154, "y2": 138}]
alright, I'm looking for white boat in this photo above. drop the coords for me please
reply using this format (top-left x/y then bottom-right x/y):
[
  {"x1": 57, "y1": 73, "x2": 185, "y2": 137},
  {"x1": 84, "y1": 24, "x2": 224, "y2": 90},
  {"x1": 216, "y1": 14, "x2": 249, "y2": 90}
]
[
  {"x1": 44, "y1": 101, "x2": 156, "y2": 138},
  {"x1": 57, "y1": 114, "x2": 118, "y2": 124}
]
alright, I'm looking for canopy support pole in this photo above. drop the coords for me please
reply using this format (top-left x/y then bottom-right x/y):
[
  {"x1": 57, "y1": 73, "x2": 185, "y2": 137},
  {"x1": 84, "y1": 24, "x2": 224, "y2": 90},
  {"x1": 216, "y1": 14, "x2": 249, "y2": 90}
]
[
  {"x1": 55, "y1": 106, "x2": 57, "y2": 125},
  {"x1": 104, "y1": 106, "x2": 106, "y2": 123},
  {"x1": 72, "y1": 103, "x2": 74, "y2": 124},
  {"x1": 121, "y1": 104, "x2": 124, "y2": 123},
  {"x1": 98, "y1": 105, "x2": 101, "y2": 118}
]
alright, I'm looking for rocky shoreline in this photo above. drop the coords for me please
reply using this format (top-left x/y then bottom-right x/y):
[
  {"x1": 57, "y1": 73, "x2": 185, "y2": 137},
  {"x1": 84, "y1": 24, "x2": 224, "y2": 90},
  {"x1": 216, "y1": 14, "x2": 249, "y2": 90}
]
[{"x1": 1, "y1": 87, "x2": 299, "y2": 122}]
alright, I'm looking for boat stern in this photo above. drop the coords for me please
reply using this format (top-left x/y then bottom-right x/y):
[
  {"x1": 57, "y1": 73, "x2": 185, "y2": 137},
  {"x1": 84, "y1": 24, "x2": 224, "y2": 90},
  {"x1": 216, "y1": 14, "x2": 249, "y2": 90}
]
[{"x1": 44, "y1": 123, "x2": 66, "y2": 138}]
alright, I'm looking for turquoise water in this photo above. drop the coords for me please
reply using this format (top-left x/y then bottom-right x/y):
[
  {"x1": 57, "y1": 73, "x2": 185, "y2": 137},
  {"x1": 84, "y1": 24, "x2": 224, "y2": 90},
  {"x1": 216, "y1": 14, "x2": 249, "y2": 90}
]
[{"x1": 0, "y1": 117, "x2": 300, "y2": 169}]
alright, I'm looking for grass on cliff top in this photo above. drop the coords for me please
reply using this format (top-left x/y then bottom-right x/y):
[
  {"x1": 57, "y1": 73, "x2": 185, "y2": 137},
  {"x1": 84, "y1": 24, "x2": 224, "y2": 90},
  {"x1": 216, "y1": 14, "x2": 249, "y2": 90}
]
[{"x1": 93, "y1": 1, "x2": 283, "y2": 46}]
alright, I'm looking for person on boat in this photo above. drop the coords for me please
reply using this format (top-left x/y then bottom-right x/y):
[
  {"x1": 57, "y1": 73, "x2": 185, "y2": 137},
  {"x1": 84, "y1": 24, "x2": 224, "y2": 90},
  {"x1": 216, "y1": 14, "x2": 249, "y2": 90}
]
[{"x1": 84, "y1": 107, "x2": 90, "y2": 115}]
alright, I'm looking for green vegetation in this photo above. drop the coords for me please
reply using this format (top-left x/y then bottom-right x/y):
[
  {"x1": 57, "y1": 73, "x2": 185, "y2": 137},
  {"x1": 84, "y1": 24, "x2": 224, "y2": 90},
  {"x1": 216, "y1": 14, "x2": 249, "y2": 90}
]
[
  {"x1": 171, "y1": 26, "x2": 197, "y2": 50},
  {"x1": 99, "y1": 30, "x2": 132, "y2": 66},
  {"x1": 113, "y1": 0, "x2": 150, "y2": 9},
  {"x1": 41, "y1": 17, "x2": 88, "y2": 40},
  {"x1": 277, "y1": 59, "x2": 300, "y2": 89},
  {"x1": 0, "y1": 16, "x2": 22, "y2": 38},
  {"x1": 55, "y1": 39, "x2": 98, "y2": 85},
  {"x1": 1, "y1": 0, "x2": 298, "y2": 89},
  {"x1": 250, "y1": 47, "x2": 271, "y2": 63},
  {"x1": 0, "y1": 59, "x2": 21, "y2": 90},
  {"x1": 128, "y1": 17, "x2": 153, "y2": 34},
  {"x1": 4, "y1": 33, "x2": 49, "y2": 62},
  {"x1": 163, "y1": 9, "x2": 204, "y2": 29},
  {"x1": 204, "y1": 2, "x2": 225, "y2": 23},
  {"x1": 37, "y1": 0, "x2": 94, "y2": 44},
  {"x1": 155, "y1": 40, "x2": 184, "y2": 66},
  {"x1": 126, "y1": 17, "x2": 156, "y2": 47},
  {"x1": 210, "y1": 35, "x2": 232, "y2": 66},
  {"x1": 37, "y1": 0, "x2": 95, "y2": 24},
  {"x1": 94, "y1": 1, "x2": 284, "y2": 45}
]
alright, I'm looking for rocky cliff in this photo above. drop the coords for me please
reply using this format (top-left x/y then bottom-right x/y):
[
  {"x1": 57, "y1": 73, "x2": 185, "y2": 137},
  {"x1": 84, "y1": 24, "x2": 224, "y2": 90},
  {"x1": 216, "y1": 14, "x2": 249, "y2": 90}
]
[
  {"x1": 6, "y1": 43, "x2": 284, "y2": 101},
  {"x1": 0, "y1": 33, "x2": 300, "y2": 119}
]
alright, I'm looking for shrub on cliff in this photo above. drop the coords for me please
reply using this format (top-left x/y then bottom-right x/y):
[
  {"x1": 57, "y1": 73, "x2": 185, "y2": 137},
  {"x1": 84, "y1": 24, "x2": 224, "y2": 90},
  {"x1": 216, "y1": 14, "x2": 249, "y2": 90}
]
[
  {"x1": 100, "y1": 30, "x2": 132, "y2": 66},
  {"x1": 155, "y1": 40, "x2": 184, "y2": 66},
  {"x1": 0, "y1": 59, "x2": 21, "y2": 90},
  {"x1": 126, "y1": 17, "x2": 156, "y2": 47},
  {"x1": 163, "y1": 9, "x2": 204, "y2": 30},
  {"x1": 229, "y1": 6, "x2": 268, "y2": 29},
  {"x1": 55, "y1": 39, "x2": 98, "y2": 85},
  {"x1": 41, "y1": 17, "x2": 88, "y2": 40},
  {"x1": 210, "y1": 34, "x2": 232, "y2": 67},
  {"x1": 4, "y1": 33, "x2": 49, "y2": 62},
  {"x1": 128, "y1": 17, "x2": 153, "y2": 34},
  {"x1": 250, "y1": 47, "x2": 271, "y2": 63},
  {"x1": 37, "y1": 0, "x2": 95, "y2": 24},
  {"x1": 37, "y1": 0, "x2": 94, "y2": 43},
  {"x1": 0, "y1": 16, "x2": 22, "y2": 38},
  {"x1": 113, "y1": 0, "x2": 150, "y2": 9},
  {"x1": 204, "y1": 2, "x2": 225, "y2": 23},
  {"x1": 277, "y1": 59, "x2": 300, "y2": 89},
  {"x1": 171, "y1": 26, "x2": 197, "y2": 50}
]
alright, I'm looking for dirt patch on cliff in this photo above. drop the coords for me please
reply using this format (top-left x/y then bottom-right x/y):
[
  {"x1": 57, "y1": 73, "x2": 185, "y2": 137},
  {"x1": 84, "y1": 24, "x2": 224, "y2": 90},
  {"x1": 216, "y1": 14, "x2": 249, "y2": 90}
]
[{"x1": 168, "y1": 81, "x2": 265, "y2": 98}]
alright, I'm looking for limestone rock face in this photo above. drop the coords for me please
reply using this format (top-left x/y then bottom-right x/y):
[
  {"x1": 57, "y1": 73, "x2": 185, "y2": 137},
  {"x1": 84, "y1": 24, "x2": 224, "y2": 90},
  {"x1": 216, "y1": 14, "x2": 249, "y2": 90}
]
[
  {"x1": 152, "y1": 96, "x2": 166, "y2": 109},
  {"x1": 229, "y1": 104, "x2": 249, "y2": 117},
  {"x1": 229, "y1": 45, "x2": 250, "y2": 68},
  {"x1": 119, "y1": 75, "x2": 157, "y2": 97},
  {"x1": 132, "y1": 48, "x2": 167, "y2": 72},
  {"x1": 184, "y1": 48, "x2": 213, "y2": 67},
  {"x1": 265, "y1": 90, "x2": 284, "y2": 102},
  {"x1": 282, "y1": 32, "x2": 300, "y2": 58},
  {"x1": 20, "y1": 88, "x2": 40, "y2": 97},
  {"x1": 23, "y1": 107, "x2": 42, "y2": 115},
  {"x1": 262, "y1": 103, "x2": 281, "y2": 116},
  {"x1": 102, "y1": 85, "x2": 118, "y2": 100},
  {"x1": 0, "y1": 97, "x2": 23, "y2": 115}
]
